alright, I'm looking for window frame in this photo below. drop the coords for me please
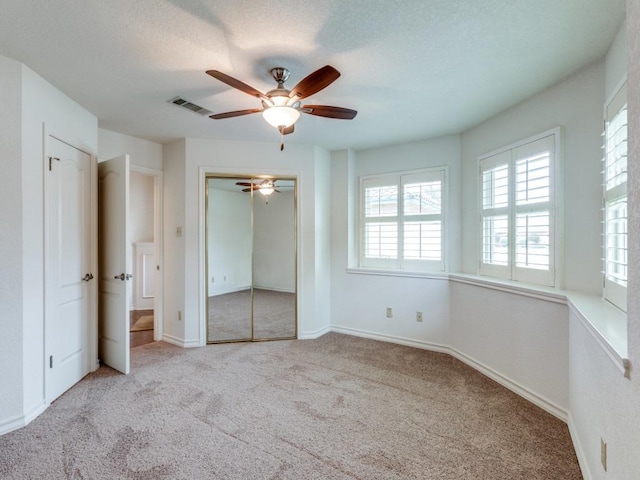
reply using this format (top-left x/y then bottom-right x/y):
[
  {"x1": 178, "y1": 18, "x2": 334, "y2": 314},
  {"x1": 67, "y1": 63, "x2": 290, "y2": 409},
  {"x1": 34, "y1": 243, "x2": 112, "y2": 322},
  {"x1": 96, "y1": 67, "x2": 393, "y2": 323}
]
[
  {"x1": 477, "y1": 128, "x2": 562, "y2": 287},
  {"x1": 359, "y1": 167, "x2": 447, "y2": 272},
  {"x1": 603, "y1": 80, "x2": 627, "y2": 312}
]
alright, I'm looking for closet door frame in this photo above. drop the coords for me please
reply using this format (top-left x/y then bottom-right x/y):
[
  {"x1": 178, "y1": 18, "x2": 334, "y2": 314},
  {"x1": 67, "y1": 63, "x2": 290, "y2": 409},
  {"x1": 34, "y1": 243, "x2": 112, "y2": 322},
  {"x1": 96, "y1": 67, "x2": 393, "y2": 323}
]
[{"x1": 202, "y1": 171, "x2": 298, "y2": 344}]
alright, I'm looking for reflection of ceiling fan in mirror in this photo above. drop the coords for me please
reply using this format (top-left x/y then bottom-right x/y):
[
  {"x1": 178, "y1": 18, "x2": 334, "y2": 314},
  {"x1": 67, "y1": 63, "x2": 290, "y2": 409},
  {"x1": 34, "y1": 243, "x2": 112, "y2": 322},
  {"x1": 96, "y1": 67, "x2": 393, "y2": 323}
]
[
  {"x1": 236, "y1": 180, "x2": 293, "y2": 196},
  {"x1": 206, "y1": 65, "x2": 357, "y2": 150}
]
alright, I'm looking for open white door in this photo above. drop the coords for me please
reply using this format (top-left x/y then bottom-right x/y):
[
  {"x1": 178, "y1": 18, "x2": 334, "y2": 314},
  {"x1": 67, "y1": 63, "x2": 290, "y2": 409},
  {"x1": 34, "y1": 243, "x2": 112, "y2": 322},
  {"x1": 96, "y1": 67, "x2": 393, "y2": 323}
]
[{"x1": 98, "y1": 155, "x2": 131, "y2": 374}]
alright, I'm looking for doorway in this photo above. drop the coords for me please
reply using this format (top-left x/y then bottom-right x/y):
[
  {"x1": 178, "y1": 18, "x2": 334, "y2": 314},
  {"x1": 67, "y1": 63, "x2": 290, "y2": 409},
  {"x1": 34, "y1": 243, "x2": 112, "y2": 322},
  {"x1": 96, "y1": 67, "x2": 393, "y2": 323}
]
[
  {"x1": 129, "y1": 168, "x2": 162, "y2": 348},
  {"x1": 205, "y1": 176, "x2": 297, "y2": 343}
]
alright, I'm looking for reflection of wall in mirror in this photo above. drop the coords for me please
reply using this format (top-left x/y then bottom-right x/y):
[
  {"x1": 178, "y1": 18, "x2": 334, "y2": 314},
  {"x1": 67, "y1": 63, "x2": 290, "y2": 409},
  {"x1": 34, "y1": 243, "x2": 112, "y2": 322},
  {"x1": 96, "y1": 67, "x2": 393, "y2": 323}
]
[
  {"x1": 253, "y1": 190, "x2": 295, "y2": 293},
  {"x1": 207, "y1": 186, "x2": 252, "y2": 296}
]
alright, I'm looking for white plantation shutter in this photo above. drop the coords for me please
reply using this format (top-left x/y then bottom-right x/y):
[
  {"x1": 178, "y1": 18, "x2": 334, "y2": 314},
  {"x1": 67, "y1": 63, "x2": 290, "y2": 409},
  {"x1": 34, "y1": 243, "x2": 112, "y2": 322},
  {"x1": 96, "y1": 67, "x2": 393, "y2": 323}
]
[
  {"x1": 479, "y1": 132, "x2": 556, "y2": 286},
  {"x1": 361, "y1": 169, "x2": 445, "y2": 271},
  {"x1": 402, "y1": 171, "x2": 444, "y2": 270},
  {"x1": 603, "y1": 84, "x2": 627, "y2": 311},
  {"x1": 363, "y1": 179, "x2": 398, "y2": 266},
  {"x1": 512, "y1": 136, "x2": 554, "y2": 285},
  {"x1": 480, "y1": 152, "x2": 510, "y2": 278}
]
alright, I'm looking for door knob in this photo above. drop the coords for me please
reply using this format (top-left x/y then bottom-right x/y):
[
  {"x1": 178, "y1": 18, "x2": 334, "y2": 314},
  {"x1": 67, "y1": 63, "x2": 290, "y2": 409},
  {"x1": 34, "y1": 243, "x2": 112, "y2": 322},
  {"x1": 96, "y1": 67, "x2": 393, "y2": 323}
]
[
  {"x1": 82, "y1": 273, "x2": 94, "y2": 281},
  {"x1": 113, "y1": 273, "x2": 133, "y2": 281}
]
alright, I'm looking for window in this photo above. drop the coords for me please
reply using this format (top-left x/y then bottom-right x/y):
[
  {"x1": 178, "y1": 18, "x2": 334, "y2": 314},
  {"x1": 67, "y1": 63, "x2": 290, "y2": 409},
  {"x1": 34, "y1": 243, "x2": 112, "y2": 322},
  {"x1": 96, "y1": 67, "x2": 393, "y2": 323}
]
[
  {"x1": 603, "y1": 83, "x2": 627, "y2": 312},
  {"x1": 479, "y1": 132, "x2": 558, "y2": 286},
  {"x1": 361, "y1": 168, "x2": 446, "y2": 272}
]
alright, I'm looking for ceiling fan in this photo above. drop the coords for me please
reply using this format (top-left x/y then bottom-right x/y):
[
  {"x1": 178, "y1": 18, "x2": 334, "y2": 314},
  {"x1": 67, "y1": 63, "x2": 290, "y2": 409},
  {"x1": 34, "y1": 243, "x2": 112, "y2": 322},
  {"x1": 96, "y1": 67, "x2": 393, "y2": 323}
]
[
  {"x1": 206, "y1": 65, "x2": 357, "y2": 149},
  {"x1": 236, "y1": 179, "x2": 292, "y2": 196}
]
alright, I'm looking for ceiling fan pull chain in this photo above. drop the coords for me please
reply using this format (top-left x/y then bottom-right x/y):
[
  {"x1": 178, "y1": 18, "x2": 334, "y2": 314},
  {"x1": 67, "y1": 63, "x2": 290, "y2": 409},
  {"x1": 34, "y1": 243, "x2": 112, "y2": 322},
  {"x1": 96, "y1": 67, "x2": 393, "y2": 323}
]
[{"x1": 279, "y1": 126, "x2": 285, "y2": 151}]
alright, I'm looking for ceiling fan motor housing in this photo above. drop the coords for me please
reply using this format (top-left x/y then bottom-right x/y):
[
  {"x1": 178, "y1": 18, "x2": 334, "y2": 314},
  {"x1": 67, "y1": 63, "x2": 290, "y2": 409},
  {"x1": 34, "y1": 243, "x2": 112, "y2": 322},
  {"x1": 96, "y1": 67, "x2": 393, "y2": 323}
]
[{"x1": 270, "y1": 67, "x2": 290, "y2": 86}]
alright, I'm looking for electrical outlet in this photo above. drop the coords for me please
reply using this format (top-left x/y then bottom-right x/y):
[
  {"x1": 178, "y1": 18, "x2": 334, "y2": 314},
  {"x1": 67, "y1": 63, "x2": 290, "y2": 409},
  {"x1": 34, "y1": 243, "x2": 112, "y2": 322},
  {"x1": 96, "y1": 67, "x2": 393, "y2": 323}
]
[
  {"x1": 601, "y1": 438, "x2": 607, "y2": 471},
  {"x1": 386, "y1": 307, "x2": 393, "y2": 318},
  {"x1": 416, "y1": 312, "x2": 423, "y2": 322},
  {"x1": 178, "y1": 310, "x2": 182, "y2": 321}
]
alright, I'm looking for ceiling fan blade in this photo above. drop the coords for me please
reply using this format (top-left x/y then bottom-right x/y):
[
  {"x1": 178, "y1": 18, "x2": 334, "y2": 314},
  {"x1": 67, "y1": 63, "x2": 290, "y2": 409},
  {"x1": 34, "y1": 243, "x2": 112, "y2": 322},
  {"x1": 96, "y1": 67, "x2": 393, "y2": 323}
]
[
  {"x1": 235, "y1": 182, "x2": 255, "y2": 187},
  {"x1": 206, "y1": 70, "x2": 268, "y2": 100},
  {"x1": 242, "y1": 188, "x2": 252, "y2": 192},
  {"x1": 209, "y1": 108, "x2": 263, "y2": 120},
  {"x1": 289, "y1": 65, "x2": 340, "y2": 100},
  {"x1": 302, "y1": 105, "x2": 358, "y2": 120},
  {"x1": 274, "y1": 189, "x2": 281, "y2": 193}
]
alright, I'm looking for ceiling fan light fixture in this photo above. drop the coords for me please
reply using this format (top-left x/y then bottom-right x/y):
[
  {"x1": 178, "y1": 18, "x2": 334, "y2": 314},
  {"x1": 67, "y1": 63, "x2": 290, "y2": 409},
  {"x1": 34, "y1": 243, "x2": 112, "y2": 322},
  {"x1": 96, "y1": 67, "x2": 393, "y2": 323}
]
[
  {"x1": 259, "y1": 186, "x2": 275, "y2": 196},
  {"x1": 262, "y1": 105, "x2": 300, "y2": 129}
]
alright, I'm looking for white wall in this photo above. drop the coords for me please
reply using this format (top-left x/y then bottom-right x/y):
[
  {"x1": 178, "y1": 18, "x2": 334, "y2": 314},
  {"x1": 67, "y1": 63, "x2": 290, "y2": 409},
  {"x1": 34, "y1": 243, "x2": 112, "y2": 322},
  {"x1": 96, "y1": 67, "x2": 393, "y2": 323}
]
[
  {"x1": 313, "y1": 148, "x2": 332, "y2": 336},
  {"x1": 162, "y1": 139, "x2": 187, "y2": 344},
  {"x1": 130, "y1": 172, "x2": 154, "y2": 244},
  {"x1": 207, "y1": 186, "x2": 252, "y2": 295},
  {"x1": 0, "y1": 56, "x2": 98, "y2": 435},
  {"x1": 450, "y1": 282, "x2": 569, "y2": 414},
  {"x1": 329, "y1": 135, "x2": 460, "y2": 347},
  {"x1": 627, "y1": 1, "x2": 640, "y2": 473},
  {"x1": 98, "y1": 128, "x2": 162, "y2": 170},
  {"x1": 567, "y1": 17, "x2": 640, "y2": 479},
  {"x1": 162, "y1": 138, "x2": 331, "y2": 345},
  {"x1": 606, "y1": 21, "x2": 627, "y2": 97},
  {"x1": 0, "y1": 56, "x2": 24, "y2": 430},
  {"x1": 253, "y1": 190, "x2": 296, "y2": 292},
  {"x1": 461, "y1": 61, "x2": 605, "y2": 294}
]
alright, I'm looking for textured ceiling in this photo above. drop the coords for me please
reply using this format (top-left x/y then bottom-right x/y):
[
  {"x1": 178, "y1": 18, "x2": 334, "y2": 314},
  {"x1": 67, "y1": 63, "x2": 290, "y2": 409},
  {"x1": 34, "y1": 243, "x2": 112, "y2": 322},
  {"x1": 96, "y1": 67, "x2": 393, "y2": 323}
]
[{"x1": 0, "y1": 0, "x2": 625, "y2": 151}]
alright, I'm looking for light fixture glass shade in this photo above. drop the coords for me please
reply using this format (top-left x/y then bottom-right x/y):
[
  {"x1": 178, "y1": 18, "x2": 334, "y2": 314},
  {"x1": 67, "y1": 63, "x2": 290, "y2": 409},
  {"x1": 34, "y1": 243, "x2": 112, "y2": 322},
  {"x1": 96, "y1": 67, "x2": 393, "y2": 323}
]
[
  {"x1": 262, "y1": 106, "x2": 300, "y2": 128},
  {"x1": 259, "y1": 186, "x2": 275, "y2": 196}
]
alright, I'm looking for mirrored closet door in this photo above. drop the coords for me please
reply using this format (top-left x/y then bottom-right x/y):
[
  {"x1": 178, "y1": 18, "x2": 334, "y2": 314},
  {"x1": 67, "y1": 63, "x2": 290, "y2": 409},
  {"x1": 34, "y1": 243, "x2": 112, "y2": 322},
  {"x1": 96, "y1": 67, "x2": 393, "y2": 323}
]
[{"x1": 206, "y1": 176, "x2": 296, "y2": 343}]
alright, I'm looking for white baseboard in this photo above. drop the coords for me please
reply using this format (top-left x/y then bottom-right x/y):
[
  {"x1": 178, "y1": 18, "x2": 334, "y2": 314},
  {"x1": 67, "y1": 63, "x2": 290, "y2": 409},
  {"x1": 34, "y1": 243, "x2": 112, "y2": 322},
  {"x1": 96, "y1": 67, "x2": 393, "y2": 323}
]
[
  {"x1": 0, "y1": 400, "x2": 47, "y2": 436},
  {"x1": 299, "y1": 325, "x2": 332, "y2": 339},
  {"x1": 331, "y1": 325, "x2": 450, "y2": 354},
  {"x1": 0, "y1": 413, "x2": 26, "y2": 436},
  {"x1": 253, "y1": 284, "x2": 296, "y2": 294},
  {"x1": 449, "y1": 347, "x2": 567, "y2": 422},
  {"x1": 209, "y1": 286, "x2": 251, "y2": 296},
  {"x1": 568, "y1": 412, "x2": 592, "y2": 480},
  {"x1": 162, "y1": 334, "x2": 201, "y2": 348},
  {"x1": 329, "y1": 325, "x2": 567, "y2": 422},
  {"x1": 23, "y1": 401, "x2": 47, "y2": 426}
]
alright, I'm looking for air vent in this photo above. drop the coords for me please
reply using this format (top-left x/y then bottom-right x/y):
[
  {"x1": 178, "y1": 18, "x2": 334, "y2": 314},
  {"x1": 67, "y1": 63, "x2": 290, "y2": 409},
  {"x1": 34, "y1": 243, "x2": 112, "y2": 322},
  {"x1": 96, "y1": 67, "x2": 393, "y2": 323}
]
[{"x1": 169, "y1": 97, "x2": 213, "y2": 116}]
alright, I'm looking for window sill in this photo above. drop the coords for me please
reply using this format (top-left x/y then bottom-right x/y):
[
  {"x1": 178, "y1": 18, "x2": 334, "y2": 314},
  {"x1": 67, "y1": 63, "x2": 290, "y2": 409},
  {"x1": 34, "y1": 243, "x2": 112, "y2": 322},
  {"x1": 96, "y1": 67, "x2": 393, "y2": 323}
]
[
  {"x1": 346, "y1": 268, "x2": 629, "y2": 377},
  {"x1": 449, "y1": 273, "x2": 567, "y2": 304},
  {"x1": 346, "y1": 267, "x2": 449, "y2": 281},
  {"x1": 566, "y1": 293, "x2": 629, "y2": 377}
]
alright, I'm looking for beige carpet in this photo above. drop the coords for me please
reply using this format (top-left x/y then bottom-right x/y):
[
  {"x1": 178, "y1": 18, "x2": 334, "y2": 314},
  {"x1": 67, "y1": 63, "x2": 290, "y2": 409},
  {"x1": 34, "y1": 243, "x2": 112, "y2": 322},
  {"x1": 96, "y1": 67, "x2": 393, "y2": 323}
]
[
  {"x1": 130, "y1": 315, "x2": 154, "y2": 332},
  {"x1": 0, "y1": 333, "x2": 581, "y2": 479},
  {"x1": 207, "y1": 288, "x2": 295, "y2": 342}
]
